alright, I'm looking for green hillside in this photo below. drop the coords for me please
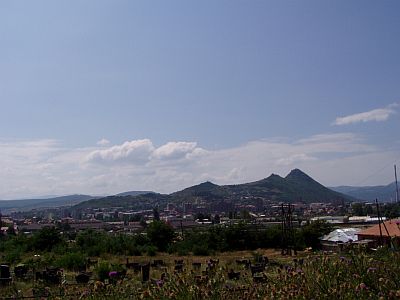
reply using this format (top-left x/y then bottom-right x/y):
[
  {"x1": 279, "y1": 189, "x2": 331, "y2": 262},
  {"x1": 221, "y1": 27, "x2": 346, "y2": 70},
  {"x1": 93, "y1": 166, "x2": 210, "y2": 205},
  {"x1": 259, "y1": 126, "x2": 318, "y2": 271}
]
[
  {"x1": 71, "y1": 169, "x2": 351, "y2": 211},
  {"x1": 73, "y1": 193, "x2": 171, "y2": 211}
]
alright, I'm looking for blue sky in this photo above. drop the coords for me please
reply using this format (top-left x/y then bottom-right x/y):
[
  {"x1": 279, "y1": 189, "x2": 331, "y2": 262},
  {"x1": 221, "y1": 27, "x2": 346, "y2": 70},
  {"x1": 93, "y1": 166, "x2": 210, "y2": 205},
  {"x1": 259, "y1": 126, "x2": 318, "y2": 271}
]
[{"x1": 0, "y1": 1, "x2": 399, "y2": 199}]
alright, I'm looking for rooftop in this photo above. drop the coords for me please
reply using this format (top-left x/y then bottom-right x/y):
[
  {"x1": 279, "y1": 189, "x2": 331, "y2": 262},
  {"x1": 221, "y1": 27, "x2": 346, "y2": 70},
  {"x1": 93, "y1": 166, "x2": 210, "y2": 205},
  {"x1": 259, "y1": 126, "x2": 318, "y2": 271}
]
[{"x1": 358, "y1": 219, "x2": 400, "y2": 238}]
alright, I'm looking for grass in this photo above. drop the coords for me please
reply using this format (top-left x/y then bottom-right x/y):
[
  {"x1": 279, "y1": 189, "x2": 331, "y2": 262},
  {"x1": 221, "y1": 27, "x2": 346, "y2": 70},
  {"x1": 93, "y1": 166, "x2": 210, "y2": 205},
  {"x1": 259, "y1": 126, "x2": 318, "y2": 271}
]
[{"x1": 1, "y1": 248, "x2": 399, "y2": 299}]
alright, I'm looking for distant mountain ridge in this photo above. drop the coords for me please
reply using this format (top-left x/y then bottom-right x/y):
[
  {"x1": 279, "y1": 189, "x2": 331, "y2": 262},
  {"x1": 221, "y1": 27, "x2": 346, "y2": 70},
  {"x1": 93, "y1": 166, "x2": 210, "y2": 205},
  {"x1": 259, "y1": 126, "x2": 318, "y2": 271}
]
[
  {"x1": 0, "y1": 191, "x2": 155, "y2": 213},
  {"x1": 331, "y1": 182, "x2": 399, "y2": 202},
  {"x1": 71, "y1": 169, "x2": 351, "y2": 211},
  {"x1": 116, "y1": 191, "x2": 154, "y2": 197},
  {"x1": 0, "y1": 194, "x2": 96, "y2": 213}
]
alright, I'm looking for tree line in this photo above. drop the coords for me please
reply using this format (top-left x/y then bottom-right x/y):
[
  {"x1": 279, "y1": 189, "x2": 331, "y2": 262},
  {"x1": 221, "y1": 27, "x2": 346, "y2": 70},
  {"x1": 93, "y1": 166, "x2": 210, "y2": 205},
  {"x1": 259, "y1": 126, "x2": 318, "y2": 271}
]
[{"x1": 0, "y1": 220, "x2": 331, "y2": 270}]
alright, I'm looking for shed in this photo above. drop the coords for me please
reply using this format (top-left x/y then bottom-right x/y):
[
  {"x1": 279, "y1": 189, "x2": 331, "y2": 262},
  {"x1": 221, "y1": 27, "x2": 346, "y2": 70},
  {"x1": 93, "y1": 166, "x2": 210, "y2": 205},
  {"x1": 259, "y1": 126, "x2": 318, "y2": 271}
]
[{"x1": 320, "y1": 228, "x2": 360, "y2": 251}]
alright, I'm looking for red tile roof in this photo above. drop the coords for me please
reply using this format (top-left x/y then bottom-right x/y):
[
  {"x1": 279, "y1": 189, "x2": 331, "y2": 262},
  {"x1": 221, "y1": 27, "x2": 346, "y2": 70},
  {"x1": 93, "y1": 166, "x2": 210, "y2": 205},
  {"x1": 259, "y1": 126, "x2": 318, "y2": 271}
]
[{"x1": 358, "y1": 219, "x2": 400, "y2": 238}]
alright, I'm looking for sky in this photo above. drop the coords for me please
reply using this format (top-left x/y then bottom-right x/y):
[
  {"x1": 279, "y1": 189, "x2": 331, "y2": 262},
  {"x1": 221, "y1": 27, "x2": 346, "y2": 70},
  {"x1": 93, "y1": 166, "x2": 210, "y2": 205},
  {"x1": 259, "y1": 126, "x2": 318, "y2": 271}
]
[{"x1": 0, "y1": 1, "x2": 399, "y2": 199}]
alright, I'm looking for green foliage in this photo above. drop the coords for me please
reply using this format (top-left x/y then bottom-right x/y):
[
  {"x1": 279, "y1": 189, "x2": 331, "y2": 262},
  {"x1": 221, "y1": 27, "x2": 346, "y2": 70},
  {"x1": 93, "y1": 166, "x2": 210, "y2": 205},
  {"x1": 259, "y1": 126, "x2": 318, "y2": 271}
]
[
  {"x1": 145, "y1": 245, "x2": 157, "y2": 256},
  {"x1": 146, "y1": 221, "x2": 175, "y2": 252},
  {"x1": 192, "y1": 244, "x2": 210, "y2": 256},
  {"x1": 382, "y1": 203, "x2": 400, "y2": 219},
  {"x1": 11, "y1": 250, "x2": 399, "y2": 300},
  {"x1": 55, "y1": 252, "x2": 87, "y2": 271},
  {"x1": 30, "y1": 227, "x2": 64, "y2": 252},
  {"x1": 95, "y1": 261, "x2": 111, "y2": 282},
  {"x1": 4, "y1": 247, "x2": 22, "y2": 264},
  {"x1": 153, "y1": 206, "x2": 160, "y2": 221},
  {"x1": 300, "y1": 220, "x2": 332, "y2": 250},
  {"x1": 6, "y1": 226, "x2": 16, "y2": 236},
  {"x1": 177, "y1": 223, "x2": 286, "y2": 255},
  {"x1": 75, "y1": 229, "x2": 149, "y2": 256},
  {"x1": 76, "y1": 230, "x2": 106, "y2": 256}
]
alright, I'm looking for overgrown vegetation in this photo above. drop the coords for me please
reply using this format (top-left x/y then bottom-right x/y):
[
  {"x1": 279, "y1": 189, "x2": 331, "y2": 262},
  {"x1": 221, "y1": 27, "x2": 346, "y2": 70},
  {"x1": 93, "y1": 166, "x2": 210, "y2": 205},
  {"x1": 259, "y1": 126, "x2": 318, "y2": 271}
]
[
  {"x1": 1, "y1": 248, "x2": 400, "y2": 299},
  {"x1": 0, "y1": 220, "x2": 331, "y2": 266}
]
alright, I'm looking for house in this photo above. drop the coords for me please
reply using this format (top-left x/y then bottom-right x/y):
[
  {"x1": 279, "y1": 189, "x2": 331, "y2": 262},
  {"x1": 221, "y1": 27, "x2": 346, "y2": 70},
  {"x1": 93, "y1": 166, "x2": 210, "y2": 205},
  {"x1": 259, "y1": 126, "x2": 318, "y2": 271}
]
[{"x1": 357, "y1": 219, "x2": 400, "y2": 248}]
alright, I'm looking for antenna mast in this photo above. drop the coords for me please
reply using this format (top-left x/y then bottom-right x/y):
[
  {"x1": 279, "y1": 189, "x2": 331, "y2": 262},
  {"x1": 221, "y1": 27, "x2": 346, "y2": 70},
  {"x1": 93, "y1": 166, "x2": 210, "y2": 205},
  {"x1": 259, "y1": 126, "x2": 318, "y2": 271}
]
[{"x1": 395, "y1": 165, "x2": 399, "y2": 203}]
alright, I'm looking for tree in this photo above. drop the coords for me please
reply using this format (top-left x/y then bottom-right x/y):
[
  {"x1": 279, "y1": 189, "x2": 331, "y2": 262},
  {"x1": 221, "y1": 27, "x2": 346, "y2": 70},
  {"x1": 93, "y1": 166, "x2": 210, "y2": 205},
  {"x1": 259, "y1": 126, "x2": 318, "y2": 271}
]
[
  {"x1": 153, "y1": 207, "x2": 160, "y2": 221},
  {"x1": 301, "y1": 220, "x2": 332, "y2": 250},
  {"x1": 30, "y1": 227, "x2": 63, "y2": 252},
  {"x1": 6, "y1": 226, "x2": 16, "y2": 236},
  {"x1": 214, "y1": 214, "x2": 221, "y2": 224},
  {"x1": 352, "y1": 203, "x2": 364, "y2": 216},
  {"x1": 139, "y1": 216, "x2": 147, "y2": 228},
  {"x1": 146, "y1": 221, "x2": 175, "y2": 252}
]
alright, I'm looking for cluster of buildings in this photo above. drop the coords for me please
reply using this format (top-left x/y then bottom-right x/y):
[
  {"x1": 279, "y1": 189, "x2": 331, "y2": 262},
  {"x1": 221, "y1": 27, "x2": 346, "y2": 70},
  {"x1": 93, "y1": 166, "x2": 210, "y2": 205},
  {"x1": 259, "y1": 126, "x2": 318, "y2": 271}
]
[
  {"x1": 3, "y1": 198, "x2": 400, "y2": 253},
  {"x1": 320, "y1": 219, "x2": 400, "y2": 251}
]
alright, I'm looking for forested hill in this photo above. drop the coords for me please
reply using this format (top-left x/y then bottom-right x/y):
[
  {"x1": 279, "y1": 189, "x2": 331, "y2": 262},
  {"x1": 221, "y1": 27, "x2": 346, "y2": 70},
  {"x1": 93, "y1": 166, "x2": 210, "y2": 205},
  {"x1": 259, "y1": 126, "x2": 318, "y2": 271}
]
[
  {"x1": 224, "y1": 168, "x2": 351, "y2": 203},
  {"x1": 72, "y1": 193, "x2": 171, "y2": 210},
  {"x1": 71, "y1": 169, "x2": 351, "y2": 211}
]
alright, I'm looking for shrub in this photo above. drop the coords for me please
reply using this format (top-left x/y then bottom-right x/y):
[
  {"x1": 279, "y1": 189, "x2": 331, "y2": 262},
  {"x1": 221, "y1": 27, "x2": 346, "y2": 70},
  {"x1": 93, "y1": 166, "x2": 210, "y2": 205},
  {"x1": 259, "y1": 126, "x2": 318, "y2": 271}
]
[
  {"x1": 146, "y1": 221, "x2": 175, "y2": 252},
  {"x1": 30, "y1": 227, "x2": 64, "y2": 252},
  {"x1": 55, "y1": 252, "x2": 87, "y2": 271},
  {"x1": 95, "y1": 261, "x2": 111, "y2": 282},
  {"x1": 146, "y1": 245, "x2": 157, "y2": 256},
  {"x1": 5, "y1": 248, "x2": 22, "y2": 264},
  {"x1": 193, "y1": 244, "x2": 210, "y2": 256}
]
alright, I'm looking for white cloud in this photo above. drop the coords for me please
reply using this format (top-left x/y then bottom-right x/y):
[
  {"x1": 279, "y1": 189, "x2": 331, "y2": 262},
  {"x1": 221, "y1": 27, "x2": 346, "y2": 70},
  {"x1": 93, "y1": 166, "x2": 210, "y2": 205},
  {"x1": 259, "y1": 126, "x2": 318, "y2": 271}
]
[
  {"x1": 86, "y1": 139, "x2": 154, "y2": 165},
  {"x1": 152, "y1": 142, "x2": 199, "y2": 160},
  {"x1": 276, "y1": 154, "x2": 317, "y2": 166},
  {"x1": 333, "y1": 103, "x2": 398, "y2": 126},
  {"x1": 86, "y1": 140, "x2": 205, "y2": 166},
  {"x1": 97, "y1": 138, "x2": 110, "y2": 146},
  {"x1": 0, "y1": 134, "x2": 398, "y2": 199}
]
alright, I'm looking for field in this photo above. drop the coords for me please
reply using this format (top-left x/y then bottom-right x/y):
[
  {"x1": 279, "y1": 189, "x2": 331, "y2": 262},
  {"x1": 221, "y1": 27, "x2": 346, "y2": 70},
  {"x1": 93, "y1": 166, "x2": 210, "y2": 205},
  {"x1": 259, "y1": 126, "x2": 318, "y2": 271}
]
[{"x1": 1, "y1": 248, "x2": 400, "y2": 299}]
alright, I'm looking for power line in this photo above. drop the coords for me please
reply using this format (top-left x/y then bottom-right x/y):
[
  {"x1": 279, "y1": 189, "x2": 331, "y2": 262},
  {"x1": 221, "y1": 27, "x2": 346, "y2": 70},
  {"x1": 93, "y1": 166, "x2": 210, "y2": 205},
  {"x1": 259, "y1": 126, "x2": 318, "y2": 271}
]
[{"x1": 353, "y1": 157, "x2": 400, "y2": 186}]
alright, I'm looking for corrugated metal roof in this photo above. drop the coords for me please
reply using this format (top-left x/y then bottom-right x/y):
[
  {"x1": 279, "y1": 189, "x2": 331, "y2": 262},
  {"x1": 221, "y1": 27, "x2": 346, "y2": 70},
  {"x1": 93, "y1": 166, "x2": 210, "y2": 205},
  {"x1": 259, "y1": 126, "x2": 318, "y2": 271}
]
[{"x1": 321, "y1": 228, "x2": 360, "y2": 243}]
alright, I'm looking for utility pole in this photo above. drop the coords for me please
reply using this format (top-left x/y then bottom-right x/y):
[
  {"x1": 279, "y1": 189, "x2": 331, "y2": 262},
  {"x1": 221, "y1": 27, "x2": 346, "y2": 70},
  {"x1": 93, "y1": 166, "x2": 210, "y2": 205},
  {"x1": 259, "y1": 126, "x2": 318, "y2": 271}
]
[
  {"x1": 281, "y1": 204, "x2": 294, "y2": 255},
  {"x1": 395, "y1": 165, "x2": 399, "y2": 203},
  {"x1": 376, "y1": 199, "x2": 383, "y2": 246}
]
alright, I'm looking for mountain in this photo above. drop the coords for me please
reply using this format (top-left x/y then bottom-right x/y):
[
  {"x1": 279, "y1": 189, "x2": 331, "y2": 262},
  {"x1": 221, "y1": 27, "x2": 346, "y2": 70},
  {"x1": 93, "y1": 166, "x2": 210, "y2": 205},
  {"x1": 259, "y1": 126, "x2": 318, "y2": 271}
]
[
  {"x1": 0, "y1": 194, "x2": 95, "y2": 213},
  {"x1": 170, "y1": 181, "x2": 230, "y2": 201},
  {"x1": 73, "y1": 193, "x2": 170, "y2": 211},
  {"x1": 331, "y1": 182, "x2": 399, "y2": 202},
  {"x1": 224, "y1": 169, "x2": 350, "y2": 203},
  {"x1": 115, "y1": 191, "x2": 154, "y2": 197},
  {"x1": 71, "y1": 169, "x2": 351, "y2": 211}
]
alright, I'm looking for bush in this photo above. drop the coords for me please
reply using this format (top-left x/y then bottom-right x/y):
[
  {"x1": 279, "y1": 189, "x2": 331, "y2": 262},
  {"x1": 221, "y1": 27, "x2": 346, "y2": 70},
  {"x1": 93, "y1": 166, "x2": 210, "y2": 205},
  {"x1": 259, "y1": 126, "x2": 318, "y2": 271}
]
[
  {"x1": 55, "y1": 252, "x2": 87, "y2": 271},
  {"x1": 168, "y1": 242, "x2": 190, "y2": 256},
  {"x1": 95, "y1": 261, "x2": 111, "y2": 282},
  {"x1": 301, "y1": 220, "x2": 332, "y2": 250},
  {"x1": 146, "y1": 245, "x2": 157, "y2": 256},
  {"x1": 146, "y1": 221, "x2": 175, "y2": 252},
  {"x1": 30, "y1": 227, "x2": 64, "y2": 252},
  {"x1": 5, "y1": 248, "x2": 22, "y2": 264},
  {"x1": 193, "y1": 244, "x2": 210, "y2": 256}
]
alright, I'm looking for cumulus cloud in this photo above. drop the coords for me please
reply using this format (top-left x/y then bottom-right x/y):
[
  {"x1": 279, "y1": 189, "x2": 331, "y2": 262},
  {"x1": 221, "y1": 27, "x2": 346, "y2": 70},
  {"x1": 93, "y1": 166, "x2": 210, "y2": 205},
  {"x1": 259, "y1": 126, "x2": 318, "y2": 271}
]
[
  {"x1": 333, "y1": 103, "x2": 398, "y2": 126},
  {"x1": 152, "y1": 142, "x2": 199, "y2": 160},
  {"x1": 0, "y1": 134, "x2": 397, "y2": 199},
  {"x1": 86, "y1": 139, "x2": 154, "y2": 165},
  {"x1": 86, "y1": 140, "x2": 205, "y2": 166},
  {"x1": 97, "y1": 138, "x2": 110, "y2": 146}
]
